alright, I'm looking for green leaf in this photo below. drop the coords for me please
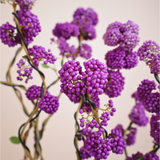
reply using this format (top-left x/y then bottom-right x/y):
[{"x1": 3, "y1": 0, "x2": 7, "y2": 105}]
[
  {"x1": 41, "y1": 64, "x2": 50, "y2": 68},
  {"x1": 10, "y1": 136, "x2": 20, "y2": 144},
  {"x1": 51, "y1": 68, "x2": 57, "y2": 72},
  {"x1": 41, "y1": 63, "x2": 58, "y2": 75}
]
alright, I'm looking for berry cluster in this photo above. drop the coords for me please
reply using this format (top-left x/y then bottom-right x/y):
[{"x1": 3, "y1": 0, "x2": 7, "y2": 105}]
[
  {"x1": 103, "y1": 20, "x2": 139, "y2": 51},
  {"x1": 59, "y1": 58, "x2": 108, "y2": 103},
  {"x1": 150, "y1": 114, "x2": 160, "y2": 145},
  {"x1": 26, "y1": 85, "x2": 59, "y2": 114},
  {"x1": 28, "y1": 45, "x2": 56, "y2": 67},
  {"x1": 129, "y1": 103, "x2": 148, "y2": 126},
  {"x1": 103, "y1": 20, "x2": 139, "y2": 74},
  {"x1": 103, "y1": 21, "x2": 122, "y2": 46},
  {"x1": 136, "y1": 79, "x2": 159, "y2": 113},
  {"x1": 104, "y1": 70, "x2": 125, "y2": 98},
  {"x1": 0, "y1": 22, "x2": 20, "y2": 47},
  {"x1": 79, "y1": 128, "x2": 112, "y2": 159},
  {"x1": 79, "y1": 100, "x2": 115, "y2": 128},
  {"x1": 73, "y1": 8, "x2": 98, "y2": 26},
  {"x1": 79, "y1": 43, "x2": 92, "y2": 59},
  {"x1": 137, "y1": 40, "x2": 160, "y2": 74},
  {"x1": 114, "y1": 124, "x2": 123, "y2": 133},
  {"x1": 114, "y1": 124, "x2": 137, "y2": 147},
  {"x1": 53, "y1": 22, "x2": 79, "y2": 40},
  {"x1": 108, "y1": 128, "x2": 126, "y2": 154},
  {"x1": 51, "y1": 7, "x2": 98, "y2": 60},
  {"x1": 25, "y1": 85, "x2": 41, "y2": 100},
  {"x1": 126, "y1": 152, "x2": 159, "y2": 160},
  {"x1": 143, "y1": 153, "x2": 159, "y2": 160},
  {"x1": 78, "y1": 99, "x2": 126, "y2": 159},
  {"x1": 131, "y1": 91, "x2": 140, "y2": 102},
  {"x1": 67, "y1": 45, "x2": 77, "y2": 59},
  {"x1": 72, "y1": 7, "x2": 98, "y2": 40},
  {"x1": 17, "y1": 10, "x2": 41, "y2": 45},
  {"x1": 25, "y1": 85, "x2": 49, "y2": 101},
  {"x1": 52, "y1": 31, "x2": 92, "y2": 60},
  {"x1": 137, "y1": 79, "x2": 156, "y2": 101},
  {"x1": 132, "y1": 78, "x2": 160, "y2": 150},
  {"x1": 105, "y1": 47, "x2": 138, "y2": 70},
  {"x1": 142, "y1": 92, "x2": 160, "y2": 113},
  {"x1": 105, "y1": 47, "x2": 126, "y2": 70},
  {"x1": 15, "y1": 0, "x2": 36, "y2": 12},
  {"x1": 103, "y1": 20, "x2": 140, "y2": 99},
  {"x1": 83, "y1": 59, "x2": 108, "y2": 97},
  {"x1": 0, "y1": 0, "x2": 40, "y2": 47},
  {"x1": 100, "y1": 107, "x2": 116, "y2": 126},
  {"x1": 16, "y1": 45, "x2": 56, "y2": 83},
  {"x1": 126, "y1": 127, "x2": 137, "y2": 146},
  {"x1": 80, "y1": 24, "x2": 96, "y2": 40},
  {"x1": 82, "y1": 96, "x2": 99, "y2": 113},
  {"x1": 16, "y1": 59, "x2": 33, "y2": 83},
  {"x1": 126, "y1": 152, "x2": 143, "y2": 160},
  {"x1": 55, "y1": 37, "x2": 78, "y2": 59},
  {"x1": 58, "y1": 60, "x2": 83, "y2": 103},
  {"x1": 38, "y1": 92, "x2": 59, "y2": 114},
  {"x1": 124, "y1": 51, "x2": 138, "y2": 69},
  {"x1": 56, "y1": 37, "x2": 71, "y2": 55},
  {"x1": 119, "y1": 20, "x2": 140, "y2": 51}
]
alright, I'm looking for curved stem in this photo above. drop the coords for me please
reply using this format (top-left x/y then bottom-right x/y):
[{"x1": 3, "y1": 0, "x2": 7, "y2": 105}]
[
  {"x1": 0, "y1": 81, "x2": 26, "y2": 91},
  {"x1": 47, "y1": 76, "x2": 60, "y2": 89},
  {"x1": 148, "y1": 145, "x2": 159, "y2": 153},
  {"x1": 42, "y1": 114, "x2": 52, "y2": 129},
  {"x1": 154, "y1": 73, "x2": 160, "y2": 84},
  {"x1": 14, "y1": 88, "x2": 31, "y2": 116},
  {"x1": 0, "y1": 81, "x2": 31, "y2": 116},
  {"x1": 123, "y1": 121, "x2": 133, "y2": 159},
  {"x1": 1, "y1": 46, "x2": 35, "y2": 117},
  {"x1": 85, "y1": 94, "x2": 107, "y2": 138},
  {"x1": 20, "y1": 107, "x2": 38, "y2": 140},
  {"x1": 12, "y1": 3, "x2": 47, "y2": 95},
  {"x1": 61, "y1": 55, "x2": 64, "y2": 67},
  {"x1": 124, "y1": 148, "x2": 128, "y2": 159},
  {"x1": 34, "y1": 117, "x2": 44, "y2": 160},
  {"x1": 7, "y1": 46, "x2": 23, "y2": 81},
  {"x1": 24, "y1": 148, "x2": 34, "y2": 160},
  {"x1": 3, "y1": 45, "x2": 36, "y2": 158},
  {"x1": 20, "y1": 107, "x2": 39, "y2": 160},
  {"x1": 37, "y1": 146, "x2": 44, "y2": 160},
  {"x1": 34, "y1": 117, "x2": 39, "y2": 159},
  {"x1": 11, "y1": 3, "x2": 47, "y2": 160},
  {"x1": 75, "y1": 98, "x2": 83, "y2": 160},
  {"x1": 39, "y1": 91, "x2": 61, "y2": 140},
  {"x1": 138, "y1": 146, "x2": 159, "y2": 160},
  {"x1": 23, "y1": 123, "x2": 32, "y2": 158}
]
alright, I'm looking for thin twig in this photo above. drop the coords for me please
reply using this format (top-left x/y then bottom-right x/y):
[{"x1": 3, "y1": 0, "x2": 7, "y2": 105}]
[
  {"x1": 137, "y1": 146, "x2": 160, "y2": 160},
  {"x1": 123, "y1": 121, "x2": 133, "y2": 159},
  {"x1": 75, "y1": 98, "x2": 83, "y2": 160}
]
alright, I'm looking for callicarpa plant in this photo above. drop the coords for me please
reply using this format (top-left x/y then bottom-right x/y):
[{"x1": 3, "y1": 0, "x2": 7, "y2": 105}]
[{"x1": 0, "y1": 0, "x2": 160, "y2": 160}]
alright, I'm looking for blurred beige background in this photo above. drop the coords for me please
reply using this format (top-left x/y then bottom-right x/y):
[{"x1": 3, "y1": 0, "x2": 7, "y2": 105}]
[{"x1": 0, "y1": 0, "x2": 159, "y2": 160}]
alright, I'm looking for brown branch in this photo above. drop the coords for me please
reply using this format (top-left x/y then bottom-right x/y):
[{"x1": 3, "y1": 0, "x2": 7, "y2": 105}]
[
  {"x1": 137, "y1": 146, "x2": 159, "y2": 160},
  {"x1": 123, "y1": 121, "x2": 133, "y2": 159}
]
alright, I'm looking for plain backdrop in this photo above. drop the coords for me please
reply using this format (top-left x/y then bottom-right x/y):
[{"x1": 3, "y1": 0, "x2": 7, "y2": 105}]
[{"x1": 0, "y1": 0, "x2": 159, "y2": 160}]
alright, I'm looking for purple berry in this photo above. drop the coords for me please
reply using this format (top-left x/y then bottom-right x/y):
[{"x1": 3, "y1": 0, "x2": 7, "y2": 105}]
[
  {"x1": 38, "y1": 92, "x2": 59, "y2": 114},
  {"x1": 104, "y1": 70, "x2": 125, "y2": 98},
  {"x1": 52, "y1": 22, "x2": 79, "y2": 40},
  {"x1": 129, "y1": 103, "x2": 148, "y2": 126},
  {"x1": 137, "y1": 40, "x2": 160, "y2": 74},
  {"x1": 150, "y1": 113, "x2": 160, "y2": 145}
]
